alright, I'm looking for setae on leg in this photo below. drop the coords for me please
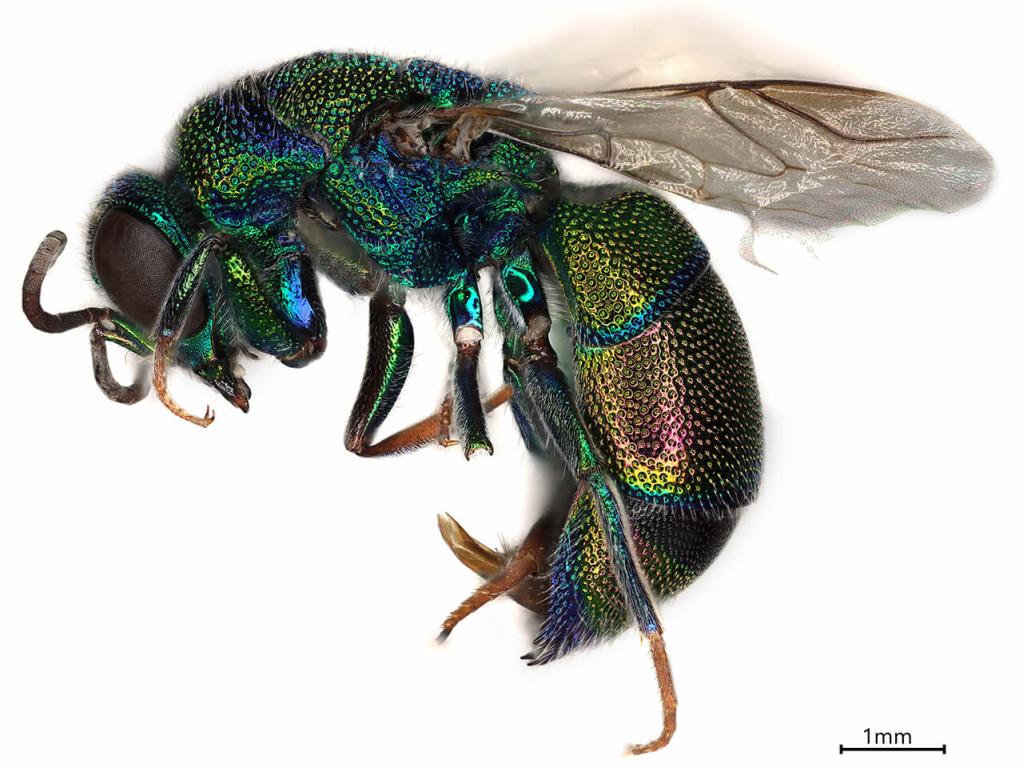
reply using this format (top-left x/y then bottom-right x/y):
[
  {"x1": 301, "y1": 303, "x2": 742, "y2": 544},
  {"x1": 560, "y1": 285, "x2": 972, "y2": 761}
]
[
  {"x1": 444, "y1": 270, "x2": 491, "y2": 459},
  {"x1": 347, "y1": 270, "x2": 516, "y2": 458},
  {"x1": 352, "y1": 386, "x2": 512, "y2": 458},
  {"x1": 151, "y1": 235, "x2": 224, "y2": 427},
  {"x1": 495, "y1": 251, "x2": 678, "y2": 755}
]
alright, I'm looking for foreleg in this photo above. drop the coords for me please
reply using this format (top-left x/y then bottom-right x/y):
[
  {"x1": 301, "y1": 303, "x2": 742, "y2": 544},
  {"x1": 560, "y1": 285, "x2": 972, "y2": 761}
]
[
  {"x1": 344, "y1": 287, "x2": 415, "y2": 455},
  {"x1": 151, "y1": 235, "x2": 223, "y2": 427}
]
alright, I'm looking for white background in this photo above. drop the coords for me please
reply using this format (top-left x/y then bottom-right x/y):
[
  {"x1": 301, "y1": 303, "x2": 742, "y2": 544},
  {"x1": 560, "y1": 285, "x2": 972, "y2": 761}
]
[{"x1": 1, "y1": 1, "x2": 1020, "y2": 766}]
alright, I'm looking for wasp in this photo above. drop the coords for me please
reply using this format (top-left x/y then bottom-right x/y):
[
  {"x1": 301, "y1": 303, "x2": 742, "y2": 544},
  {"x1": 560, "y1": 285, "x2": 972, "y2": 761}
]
[{"x1": 21, "y1": 52, "x2": 991, "y2": 753}]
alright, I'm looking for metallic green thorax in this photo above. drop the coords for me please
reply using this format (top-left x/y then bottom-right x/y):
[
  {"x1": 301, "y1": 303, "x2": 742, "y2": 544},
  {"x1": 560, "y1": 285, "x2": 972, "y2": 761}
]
[
  {"x1": 173, "y1": 52, "x2": 552, "y2": 287},
  {"x1": 88, "y1": 52, "x2": 555, "y2": 386}
]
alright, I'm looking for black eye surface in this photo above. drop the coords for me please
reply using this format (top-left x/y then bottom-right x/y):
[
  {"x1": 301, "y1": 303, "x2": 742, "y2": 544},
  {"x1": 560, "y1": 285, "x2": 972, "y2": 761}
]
[{"x1": 92, "y1": 208, "x2": 206, "y2": 337}]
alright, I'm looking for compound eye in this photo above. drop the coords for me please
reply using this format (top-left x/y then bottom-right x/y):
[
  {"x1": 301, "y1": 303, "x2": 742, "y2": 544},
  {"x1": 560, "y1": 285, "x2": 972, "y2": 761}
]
[{"x1": 92, "y1": 208, "x2": 206, "y2": 337}]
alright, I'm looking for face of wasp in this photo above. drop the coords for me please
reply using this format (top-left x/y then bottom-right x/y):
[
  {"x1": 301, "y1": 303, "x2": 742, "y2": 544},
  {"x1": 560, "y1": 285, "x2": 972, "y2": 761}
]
[{"x1": 92, "y1": 208, "x2": 207, "y2": 339}]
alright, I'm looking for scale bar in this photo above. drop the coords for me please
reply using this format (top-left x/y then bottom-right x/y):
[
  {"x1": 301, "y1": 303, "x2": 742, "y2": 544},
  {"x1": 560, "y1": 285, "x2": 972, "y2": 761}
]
[{"x1": 840, "y1": 745, "x2": 946, "y2": 754}]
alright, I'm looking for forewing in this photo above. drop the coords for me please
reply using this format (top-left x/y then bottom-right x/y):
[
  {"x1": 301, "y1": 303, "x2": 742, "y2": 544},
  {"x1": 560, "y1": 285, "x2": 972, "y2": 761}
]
[{"x1": 480, "y1": 81, "x2": 992, "y2": 233}]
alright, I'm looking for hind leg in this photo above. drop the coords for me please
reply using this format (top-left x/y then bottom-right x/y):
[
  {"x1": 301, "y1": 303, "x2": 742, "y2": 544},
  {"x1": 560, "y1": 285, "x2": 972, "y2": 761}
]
[
  {"x1": 494, "y1": 252, "x2": 679, "y2": 754},
  {"x1": 436, "y1": 455, "x2": 679, "y2": 754}
]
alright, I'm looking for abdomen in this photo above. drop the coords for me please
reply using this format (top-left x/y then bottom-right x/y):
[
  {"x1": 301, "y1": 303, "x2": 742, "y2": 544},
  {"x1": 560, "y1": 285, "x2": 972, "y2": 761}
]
[
  {"x1": 576, "y1": 268, "x2": 763, "y2": 514},
  {"x1": 539, "y1": 188, "x2": 763, "y2": 516}
]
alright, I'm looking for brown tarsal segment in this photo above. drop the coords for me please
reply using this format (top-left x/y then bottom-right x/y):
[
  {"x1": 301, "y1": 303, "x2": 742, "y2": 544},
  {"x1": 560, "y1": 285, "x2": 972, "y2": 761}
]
[
  {"x1": 436, "y1": 514, "x2": 549, "y2": 642},
  {"x1": 152, "y1": 337, "x2": 215, "y2": 427},
  {"x1": 630, "y1": 632, "x2": 678, "y2": 755},
  {"x1": 437, "y1": 393, "x2": 458, "y2": 448},
  {"x1": 355, "y1": 384, "x2": 512, "y2": 458}
]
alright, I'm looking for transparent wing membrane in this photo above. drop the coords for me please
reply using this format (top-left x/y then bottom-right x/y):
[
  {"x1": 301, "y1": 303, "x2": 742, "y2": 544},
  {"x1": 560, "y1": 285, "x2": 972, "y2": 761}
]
[{"x1": 481, "y1": 81, "x2": 991, "y2": 236}]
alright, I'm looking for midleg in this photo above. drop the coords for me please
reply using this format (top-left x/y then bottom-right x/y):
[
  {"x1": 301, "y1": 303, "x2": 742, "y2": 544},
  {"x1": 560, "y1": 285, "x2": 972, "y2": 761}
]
[
  {"x1": 353, "y1": 385, "x2": 512, "y2": 457},
  {"x1": 347, "y1": 269, "x2": 514, "y2": 459},
  {"x1": 444, "y1": 270, "x2": 490, "y2": 458}
]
